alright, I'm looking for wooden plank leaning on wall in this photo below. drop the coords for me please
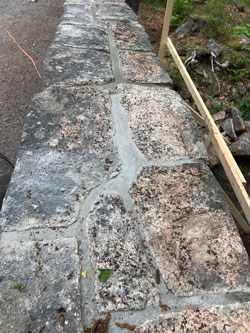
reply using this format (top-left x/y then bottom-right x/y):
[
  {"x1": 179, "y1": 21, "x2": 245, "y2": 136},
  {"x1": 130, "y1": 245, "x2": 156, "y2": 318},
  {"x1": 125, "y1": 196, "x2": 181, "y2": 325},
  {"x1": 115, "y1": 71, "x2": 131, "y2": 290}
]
[{"x1": 158, "y1": 0, "x2": 250, "y2": 233}]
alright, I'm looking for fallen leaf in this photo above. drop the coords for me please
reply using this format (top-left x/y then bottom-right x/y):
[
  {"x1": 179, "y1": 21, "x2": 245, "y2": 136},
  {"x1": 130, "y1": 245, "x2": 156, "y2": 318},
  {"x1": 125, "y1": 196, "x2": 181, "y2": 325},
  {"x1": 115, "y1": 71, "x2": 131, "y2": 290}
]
[{"x1": 98, "y1": 269, "x2": 114, "y2": 282}]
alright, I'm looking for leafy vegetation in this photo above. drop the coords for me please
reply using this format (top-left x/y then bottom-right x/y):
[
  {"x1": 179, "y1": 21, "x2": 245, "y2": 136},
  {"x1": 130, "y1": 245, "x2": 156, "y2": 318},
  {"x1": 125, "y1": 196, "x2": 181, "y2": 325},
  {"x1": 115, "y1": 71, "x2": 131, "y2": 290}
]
[
  {"x1": 171, "y1": 0, "x2": 193, "y2": 26},
  {"x1": 231, "y1": 93, "x2": 250, "y2": 120},
  {"x1": 11, "y1": 282, "x2": 23, "y2": 291},
  {"x1": 209, "y1": 97, "x2": 223, "y2": 114},
  {"x1": 141, "y1": 0, "x2": 193, "y2": 25},
  {"x1": 98, "y1": 269, "x2": 114, "y2": 282},
  {"x1": 233, "y1": 24, "x2": 250, "y2": 38},
  {"x1": 202, "y1": 0, "x2": 233, "y2": 37},
  {"x1": 139, "y1": 0, "x2": 250, "y2": 120}
]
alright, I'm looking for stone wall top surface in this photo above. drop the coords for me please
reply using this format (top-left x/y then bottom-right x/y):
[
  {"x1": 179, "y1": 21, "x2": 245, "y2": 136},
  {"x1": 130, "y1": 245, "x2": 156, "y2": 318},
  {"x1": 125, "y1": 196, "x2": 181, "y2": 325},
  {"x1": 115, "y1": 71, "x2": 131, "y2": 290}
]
[{"x1": 1, "y1": 0, "x2": 249, "y2": 332}]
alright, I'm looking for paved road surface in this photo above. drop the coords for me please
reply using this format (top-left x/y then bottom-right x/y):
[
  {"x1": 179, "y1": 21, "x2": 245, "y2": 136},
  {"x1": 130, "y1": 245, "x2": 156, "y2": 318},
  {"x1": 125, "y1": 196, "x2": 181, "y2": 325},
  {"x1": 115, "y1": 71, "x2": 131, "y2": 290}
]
[{"x1": 0, "y1": 0, "x2": 65, "y2": 205}]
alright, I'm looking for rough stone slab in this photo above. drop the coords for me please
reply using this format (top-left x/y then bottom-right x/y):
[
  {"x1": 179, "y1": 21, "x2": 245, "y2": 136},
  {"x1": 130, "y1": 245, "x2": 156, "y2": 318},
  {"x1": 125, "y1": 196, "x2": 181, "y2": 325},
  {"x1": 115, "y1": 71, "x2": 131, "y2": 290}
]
[
  {"x1": 230, "y1": 131, "x2": 250, "y2": 157},
  {"x1": 43, "y1": 47, "x2": 114, "y2": 86},
  {"x1": 53, "y1": 24, "x2": 110, "y2": 51},
  {"x1": 64, "y1": 0, "x2": 92, "y2": 5},
  {"x1": 119, "y1": 51, "x2": 172, "y2": 84},
  {"x1": 0, "y1": 150, "x2": 86, "y2": 231},
  {"x1": 0, "y1": 238, "x2": 82, "y2": 333},
  {"x1": 22, "y1": 86, "x2": 120, "y2": 169},
  {"x1": 62, "y1": 4, "x2": 94, "y2": 25},
  {"x1": 86, "y1": 194, "x2": 159, "y2": 313},
  {"x1": 130, "y1": 163, "x2": 250, "y2": 296},
  {"x1": 135, "y1": 302, "x2": 250, "y2": 333},
  {"x1": 0, "y1": 147, "x2": 119, "y2": 231},
  {"x1": 118, "y1": 84, "x2": 206, "y2": 161},
  {"x1": 96, "y1": 0, "x2": 125, "y2": 4},
  {"x1": 96, "y1": 3, "x2": 137, "y2": 23},
  {"x1": 112, "y1": 22, "x2": 154, "y2": 51}
]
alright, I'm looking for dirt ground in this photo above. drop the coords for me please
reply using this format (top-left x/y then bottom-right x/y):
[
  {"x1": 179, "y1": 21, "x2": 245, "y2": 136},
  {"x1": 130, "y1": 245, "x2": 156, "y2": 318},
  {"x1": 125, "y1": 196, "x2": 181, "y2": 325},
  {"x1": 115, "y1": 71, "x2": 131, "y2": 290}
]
[{"x1": 0, "y1": 0, "x2": 65, "y2": 205}]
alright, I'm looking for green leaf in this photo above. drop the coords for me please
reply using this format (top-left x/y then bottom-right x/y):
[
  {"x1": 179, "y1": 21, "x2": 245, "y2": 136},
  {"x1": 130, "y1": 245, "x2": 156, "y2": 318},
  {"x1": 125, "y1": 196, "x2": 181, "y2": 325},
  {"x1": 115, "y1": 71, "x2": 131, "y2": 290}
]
[
  {"x1": 11, "y1": 282, "x2": 22, "y2": 291},
  {"x1": 98, "y1": 269, "x2": 114, "y2": 282}
]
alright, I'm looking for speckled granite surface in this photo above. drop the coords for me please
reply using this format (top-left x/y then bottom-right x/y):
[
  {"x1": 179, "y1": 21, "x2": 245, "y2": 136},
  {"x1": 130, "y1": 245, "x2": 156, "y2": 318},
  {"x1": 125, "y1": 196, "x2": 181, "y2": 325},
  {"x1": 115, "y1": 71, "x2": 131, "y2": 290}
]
[{"x1": 1, "y1": 0, "x2": 249, "y2": 332}]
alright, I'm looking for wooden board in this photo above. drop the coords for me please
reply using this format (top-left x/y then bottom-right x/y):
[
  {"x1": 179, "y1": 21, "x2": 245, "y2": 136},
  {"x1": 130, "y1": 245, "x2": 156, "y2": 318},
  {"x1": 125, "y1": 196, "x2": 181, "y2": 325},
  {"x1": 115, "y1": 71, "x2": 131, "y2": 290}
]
[
  {"x1": 158, "y1": 0, "x2": 174, "y2": 60},
  {"x1": 168, "y1": 37, "x2": 250, "y2": 228}
]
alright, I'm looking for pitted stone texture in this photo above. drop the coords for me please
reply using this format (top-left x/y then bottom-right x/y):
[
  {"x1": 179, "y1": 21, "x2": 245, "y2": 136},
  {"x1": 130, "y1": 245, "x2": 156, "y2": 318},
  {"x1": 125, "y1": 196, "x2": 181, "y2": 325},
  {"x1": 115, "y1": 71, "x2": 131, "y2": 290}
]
[
  {"x1": 0, "y1": 238, "x2": 82, "y2": 333},
  {"x1": 135, "y1": 302, "x2": 250, "y2": 333},
  {"x1": 230, "y1": 131, "x2": 250, "y2": 157},
  {"x1": 54, "y1": 24, "x2": 109, "y2": 51},
  {"x1": 1, "y1": 148, "x2": 119, "y2": 231},
  {"x1": 86, "y1": 194, "x2": 159, "y2": 313},
  {"x1": 0, "y1": 150, "x2": 86, "y2": 231},
  {"x1": 62, "y1": 4, "x2": 94, "y2": 25},
  {"x1": 130, "y1": 164, "x2": 250, "y2": 296},
  {"x1": 112, "y1": 22, "x2": 154, "y2": 51},
  {"x1": 22, "y1": 86, "x2": 120, "y2": 170},
  {"x1": 96, "y1": 3, "x2": 137, "y2": 23},
  {"x1": 96, "y1": 0, "x2": 125, "y2": 3},
  {"x1": 43, "y1": 47, "x2": 114, "y2": 86},
  {"x1": 119, "y1": 51, "x2": 172, "y2": 84},
  {"x1": 64, "y1": 0, "x2": 92, "y2": 5},
  {"x1": 118, "y1": 85, "x2": 206, "y2": 161}
]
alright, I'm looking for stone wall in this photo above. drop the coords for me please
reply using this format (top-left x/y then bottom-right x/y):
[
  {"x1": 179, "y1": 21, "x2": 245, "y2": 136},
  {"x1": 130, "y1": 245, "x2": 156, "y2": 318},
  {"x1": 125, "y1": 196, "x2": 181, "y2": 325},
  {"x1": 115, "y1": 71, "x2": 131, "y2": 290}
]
[{"x1": 0, "y1": 0, "x2": 250, "y2": 332}]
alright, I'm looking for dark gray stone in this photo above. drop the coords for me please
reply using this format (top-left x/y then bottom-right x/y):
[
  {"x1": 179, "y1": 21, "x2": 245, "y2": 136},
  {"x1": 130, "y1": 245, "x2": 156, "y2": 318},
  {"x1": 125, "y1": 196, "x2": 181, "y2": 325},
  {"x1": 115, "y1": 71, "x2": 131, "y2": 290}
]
[
  {"x1": 125, "y1": 0, "x2": 140, "y2": 14},
  {"x1": 170, "y1": 17, "x2": 207, "y2": 40},
  {"x1": 227, "y1": 106, "x2": 246, "y2": 134},
  {"x1": 0, "y1": 238, "x2": 83, "y2": 333},
  {"x1": 112, "y1": 22, "x2": 153, "y2": 51},
  {"x1": 62, "y1": 4, "x2": 94, "y2": 25},
  {"x1": 43, "y1": 47, "x2": 114, "y2": 86},
  {"x1": 130, "y1": 164, "x2": 250, "y2": 296},
  {"x1": 1, "y1": 147, "x2": 120, "y2": 231},
  {"x1": 96, "y1": 3, "x2": 137, "y2": 23},
  {"x1": 64, "y1": 0, "x2": 91, "y2": 4},
  {"x1": 230, "y1": 131, "x2": 250, "y2": 157},
  {"x1": 220, "y1": 118, "x2": 237, "y2": 141},
  {"x1": 86, "y1": 194, "x2": 159, "y2": 313},
  {"x1": 207, "y1": 39, "x2": 223, "y2": 57},
  {"x1": 119, "y1": 51, "x2": 172, "y2": 84},
  {"x1": 0, "y1": 150, "x2": 87, "y2": 231},
  {"x1": 53, "y1": 24, "x2": 110, "y2": 52},
  {"x1": 22, "y1": 86, "x2": 120, "y2": 165}
]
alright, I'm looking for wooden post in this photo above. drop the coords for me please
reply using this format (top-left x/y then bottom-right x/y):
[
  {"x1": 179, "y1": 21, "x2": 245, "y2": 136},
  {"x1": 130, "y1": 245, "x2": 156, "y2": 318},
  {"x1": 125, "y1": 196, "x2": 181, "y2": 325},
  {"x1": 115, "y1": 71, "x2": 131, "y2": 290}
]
[{"x1": 158, "y1": 0, "x2": 174, "y2": 61}]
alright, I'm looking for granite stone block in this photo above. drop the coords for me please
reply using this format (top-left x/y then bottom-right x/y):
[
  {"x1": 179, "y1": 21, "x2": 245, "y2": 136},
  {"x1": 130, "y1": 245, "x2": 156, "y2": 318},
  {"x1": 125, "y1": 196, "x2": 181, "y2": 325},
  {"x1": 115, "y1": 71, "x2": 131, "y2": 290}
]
[
  {"x1": 0, "y1": 238, "x2": 82, "y2": 333},
  {"x1": 118, "y1": 84, "x2": 206, "y2": 161},
  {"x1": 22, "y1": 85, "x2": 120, "y2": 166},
  {"x1": 86, "y1": 194, "x2": 159, "y2": 312},
  {"x1": 96, "y1": 3, "x2": 137, "y2": 23},
  {"x1": 62, "y1": 4, "x2": 94, "y2": 25},
  {"x1": 130, "y1": 164, "x2": 250, "y2": 296},
  {"x1": 53, "y1": 24, "x2": 109, "y2": 52},
  {"x1": 135, "y1": 302, "x2": 250, "y2": 333},
  {"x1": 43, "y1": 47, "x2": 114, "y2": 86},
  {"x1": 1, "y1": 148, "x2": 119, "y2": 231},
  {"x1": 112, "y1": 22, "x2": 154, "y2": 51},
  {"x1": 119, "y1": 51, "x2": 172, "y2": 84}
]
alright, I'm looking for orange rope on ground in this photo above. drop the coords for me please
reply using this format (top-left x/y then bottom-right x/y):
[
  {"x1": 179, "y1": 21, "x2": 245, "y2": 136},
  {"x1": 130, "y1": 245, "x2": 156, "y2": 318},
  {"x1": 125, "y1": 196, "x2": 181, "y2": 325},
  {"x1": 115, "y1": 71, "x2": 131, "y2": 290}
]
[{"x1": 0, "y1": 25, "x2": 41, "y2": 78}]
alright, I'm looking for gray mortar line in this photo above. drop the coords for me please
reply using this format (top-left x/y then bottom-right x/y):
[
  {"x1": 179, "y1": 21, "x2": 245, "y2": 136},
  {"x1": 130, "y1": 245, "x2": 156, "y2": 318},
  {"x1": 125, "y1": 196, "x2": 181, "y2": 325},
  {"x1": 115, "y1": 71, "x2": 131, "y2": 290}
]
[
  {"x1": 107, "y1": 22, "x2": 125, "y2": 84},
  {"x1": 78, "y1": 219, "x2": 97, "y2": 327},
  {"x1": 77, "y1": 92, "x2": 149, "y2": 221},
  {"x1": 106, "y1": 289, "x2": 250, "y2": 332},
  {"x1": 0, "y1": 221, "x2": 84, "y2": 245}
]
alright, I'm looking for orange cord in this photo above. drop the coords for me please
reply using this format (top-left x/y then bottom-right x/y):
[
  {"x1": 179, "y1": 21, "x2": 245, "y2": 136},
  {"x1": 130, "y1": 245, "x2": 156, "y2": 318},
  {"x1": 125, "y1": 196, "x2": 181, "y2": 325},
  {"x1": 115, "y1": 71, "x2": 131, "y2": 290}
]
[{"x1": 0, "y1": 25, "x2": 41, "y2": 78}]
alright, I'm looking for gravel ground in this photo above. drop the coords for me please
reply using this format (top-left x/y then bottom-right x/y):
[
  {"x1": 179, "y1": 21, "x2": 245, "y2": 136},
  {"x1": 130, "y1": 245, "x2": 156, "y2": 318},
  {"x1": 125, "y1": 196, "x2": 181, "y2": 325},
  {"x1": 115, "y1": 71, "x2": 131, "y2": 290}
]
[{"x1": 0, "y1": 0, "x2": 65, "y2": 205}]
